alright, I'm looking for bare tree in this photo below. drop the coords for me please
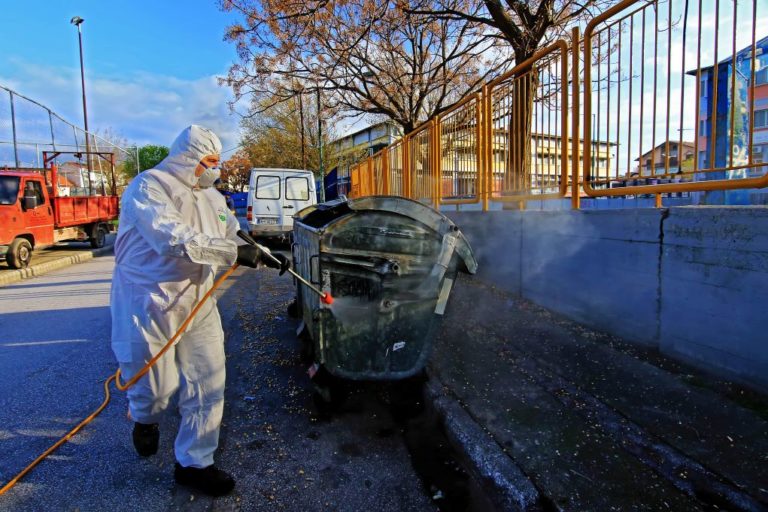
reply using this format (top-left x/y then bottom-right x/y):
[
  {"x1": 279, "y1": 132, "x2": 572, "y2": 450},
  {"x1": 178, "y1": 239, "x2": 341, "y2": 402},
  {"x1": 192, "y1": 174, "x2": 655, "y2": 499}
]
[
  {"x1": 410, "y1": 0, "x2": 614, "y2": 189},
  {"x1": 220, "y1": 0, "x2": 511, "y2": 133},
  {"x1": 409, "y1": 0, "x2": 612, "y2": 64}
]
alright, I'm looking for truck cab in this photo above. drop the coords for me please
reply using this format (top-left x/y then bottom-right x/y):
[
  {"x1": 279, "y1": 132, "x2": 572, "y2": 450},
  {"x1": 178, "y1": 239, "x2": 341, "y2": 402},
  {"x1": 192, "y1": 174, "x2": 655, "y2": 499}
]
[
  {"x1": 0, "y1": 161, "x2": 118, "y2": 269},
  {"x1": 0, "y1": 172, "x2": 54, "y2": 268}
]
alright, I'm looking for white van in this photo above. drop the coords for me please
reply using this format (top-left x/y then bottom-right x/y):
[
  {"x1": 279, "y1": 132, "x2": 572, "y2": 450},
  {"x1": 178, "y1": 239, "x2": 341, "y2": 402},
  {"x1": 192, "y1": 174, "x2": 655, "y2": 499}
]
[{"x1": 247, "y1": 168, "x2": 317, "y2": 239}]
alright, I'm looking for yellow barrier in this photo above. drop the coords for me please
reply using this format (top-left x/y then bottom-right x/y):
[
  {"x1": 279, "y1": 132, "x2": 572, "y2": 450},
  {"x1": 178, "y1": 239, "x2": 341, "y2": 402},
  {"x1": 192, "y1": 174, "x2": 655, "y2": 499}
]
[
  {"x1": 349, "y1": 0, "x2": 767, "y2": 208},
  {"x1": 485, "y1": 40, "x2": 571, "y2": 204},
  {"x1": 582, "y1": 0, "x2": 767, "y2": 199},
  {"x1": 436, "y1": 93, "x2": 483, "y2": 205}
]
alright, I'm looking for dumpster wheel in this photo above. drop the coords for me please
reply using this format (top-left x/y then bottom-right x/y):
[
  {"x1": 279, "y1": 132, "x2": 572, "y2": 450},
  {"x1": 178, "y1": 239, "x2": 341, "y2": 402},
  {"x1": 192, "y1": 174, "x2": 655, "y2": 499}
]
[
  {"x1": 297, "y1": 325, "x2": 314, "y2": 364},
  {"x1": 310, "y1": 365, "x2": 348, "y2": 418}
]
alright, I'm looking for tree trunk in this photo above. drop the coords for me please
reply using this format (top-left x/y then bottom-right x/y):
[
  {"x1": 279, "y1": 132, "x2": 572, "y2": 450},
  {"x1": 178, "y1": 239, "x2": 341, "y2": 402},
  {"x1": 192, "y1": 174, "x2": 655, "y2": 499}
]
[{"x1": 507, "y1": 67, "x2": 538, "y2": 196}]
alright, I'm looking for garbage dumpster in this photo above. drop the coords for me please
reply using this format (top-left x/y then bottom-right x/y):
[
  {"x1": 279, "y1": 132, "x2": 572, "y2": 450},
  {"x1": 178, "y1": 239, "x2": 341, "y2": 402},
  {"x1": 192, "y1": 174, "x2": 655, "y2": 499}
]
[{"x1": 292, "y1": 196, "x2": 478, "y2": 381}]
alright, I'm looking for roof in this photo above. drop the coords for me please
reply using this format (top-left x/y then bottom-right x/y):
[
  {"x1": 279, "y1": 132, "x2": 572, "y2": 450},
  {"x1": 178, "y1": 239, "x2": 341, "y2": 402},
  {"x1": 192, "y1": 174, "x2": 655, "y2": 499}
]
[
  {"x1": 333, "y1": 121, "x2": 400, "y2": 141},
  {"x1": 686, "y1": 34, "x2": 768, "y2": 75},
  {"x1": 57, "y1": 174, "x2": 77, "y2": 187},
  {"x1": 635, "y1": 140, "x2": 695, "y2": 160}
]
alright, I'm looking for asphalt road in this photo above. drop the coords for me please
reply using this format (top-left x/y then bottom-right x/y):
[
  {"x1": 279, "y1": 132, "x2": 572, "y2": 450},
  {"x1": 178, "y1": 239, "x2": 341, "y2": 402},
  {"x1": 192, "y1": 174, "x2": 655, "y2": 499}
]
[{"x1": 0, "y1": 254, "x2": 434, "y2": 511}]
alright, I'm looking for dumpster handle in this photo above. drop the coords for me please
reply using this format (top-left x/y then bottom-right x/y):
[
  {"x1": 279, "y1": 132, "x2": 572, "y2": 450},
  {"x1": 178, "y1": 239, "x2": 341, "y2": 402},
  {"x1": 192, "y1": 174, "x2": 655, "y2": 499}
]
[{"x1": 309, "y1": 254, "x2": 321, "y2": 285}]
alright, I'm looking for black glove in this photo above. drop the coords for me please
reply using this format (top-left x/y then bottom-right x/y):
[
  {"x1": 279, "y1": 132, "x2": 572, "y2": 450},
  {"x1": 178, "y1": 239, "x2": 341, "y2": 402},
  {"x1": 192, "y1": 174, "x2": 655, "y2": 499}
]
[
  {"x1": 262, "y1": 252, "x2": 291, "y2": 276},
  {"x1": 236, "y1": 244, "x2": 263, "y2": 268}
]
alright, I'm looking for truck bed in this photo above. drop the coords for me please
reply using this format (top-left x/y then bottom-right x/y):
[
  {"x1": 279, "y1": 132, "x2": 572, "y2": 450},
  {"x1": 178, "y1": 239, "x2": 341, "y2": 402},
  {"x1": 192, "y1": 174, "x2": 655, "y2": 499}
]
[{"x1": 54, "y1": 195, "x2": 119, "y2": 228}]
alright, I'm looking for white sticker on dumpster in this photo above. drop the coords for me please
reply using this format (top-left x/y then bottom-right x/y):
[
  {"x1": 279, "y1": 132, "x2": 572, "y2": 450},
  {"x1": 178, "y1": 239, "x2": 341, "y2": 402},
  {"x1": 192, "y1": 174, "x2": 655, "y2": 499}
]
[{"x1": 393, "y1": 341, "x2": 406, "y2": 351}]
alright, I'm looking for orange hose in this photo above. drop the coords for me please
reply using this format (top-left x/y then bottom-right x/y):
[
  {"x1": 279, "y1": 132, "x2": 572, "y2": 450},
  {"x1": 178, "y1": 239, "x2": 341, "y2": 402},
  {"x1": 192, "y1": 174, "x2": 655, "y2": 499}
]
[{"x1": 0, "y1": 263, "x2": 240, "y2": 497}]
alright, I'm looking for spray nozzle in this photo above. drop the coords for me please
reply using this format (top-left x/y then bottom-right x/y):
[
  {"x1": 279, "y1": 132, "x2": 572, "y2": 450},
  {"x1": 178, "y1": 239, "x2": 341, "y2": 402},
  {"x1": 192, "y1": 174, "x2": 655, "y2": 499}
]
[{"x1": 237, "y1": 230, "x2": 333, "y2": 304}]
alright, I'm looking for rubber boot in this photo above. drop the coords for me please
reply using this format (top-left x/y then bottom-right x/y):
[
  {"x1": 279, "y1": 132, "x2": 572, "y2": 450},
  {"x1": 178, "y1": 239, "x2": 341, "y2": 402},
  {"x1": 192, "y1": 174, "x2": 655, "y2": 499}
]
[
  {"x1": 132, "y1": 422, "x2": 159, "y2": 457},
  {"x1": 174, "y1": 463, "x2": 235, "y2": 497}
]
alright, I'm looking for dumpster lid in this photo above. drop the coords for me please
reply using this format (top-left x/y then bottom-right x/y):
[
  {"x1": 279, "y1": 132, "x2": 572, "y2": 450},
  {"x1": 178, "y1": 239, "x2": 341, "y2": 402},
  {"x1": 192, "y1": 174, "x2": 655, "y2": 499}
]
[{"x1": 296, "y1": 196, "x2": 478, "y2": 274}]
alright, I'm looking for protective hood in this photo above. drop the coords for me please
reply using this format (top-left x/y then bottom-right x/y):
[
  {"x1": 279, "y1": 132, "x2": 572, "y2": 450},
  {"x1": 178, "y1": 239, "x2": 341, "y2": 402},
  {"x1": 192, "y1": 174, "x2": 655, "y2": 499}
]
[{"x1": 154, "y1": 125, "x2": 222, "y2": 188}]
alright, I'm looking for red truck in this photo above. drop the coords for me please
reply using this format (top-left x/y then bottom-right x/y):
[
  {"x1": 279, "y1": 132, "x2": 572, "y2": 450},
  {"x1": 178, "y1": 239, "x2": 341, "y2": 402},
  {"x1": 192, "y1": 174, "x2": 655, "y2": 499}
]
[{"x1": 0, "y1": 151, "x2": 119, "y2": 269}]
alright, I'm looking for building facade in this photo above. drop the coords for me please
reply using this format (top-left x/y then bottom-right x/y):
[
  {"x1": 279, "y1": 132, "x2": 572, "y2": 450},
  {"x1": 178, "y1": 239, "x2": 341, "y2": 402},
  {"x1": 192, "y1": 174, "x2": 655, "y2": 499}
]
[
  {"x1": 635, "y1": 141, "x2": 696, "y2": 176},
  {"x1": 690, "y1": 35, "x2": 768, "y2": 204},
  {"x1": 327, "y1": 122, "x2": 402, "y2": 199}
]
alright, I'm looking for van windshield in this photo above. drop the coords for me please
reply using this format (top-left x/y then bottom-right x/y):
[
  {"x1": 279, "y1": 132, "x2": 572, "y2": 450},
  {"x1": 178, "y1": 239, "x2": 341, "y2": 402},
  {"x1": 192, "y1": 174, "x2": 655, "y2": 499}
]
[
  {"x1": 0, "y1": 176, "x2": 20, "y2": 205},
  {"x1": 286, "y1": 176, "x2": 309, "y2": 201}
]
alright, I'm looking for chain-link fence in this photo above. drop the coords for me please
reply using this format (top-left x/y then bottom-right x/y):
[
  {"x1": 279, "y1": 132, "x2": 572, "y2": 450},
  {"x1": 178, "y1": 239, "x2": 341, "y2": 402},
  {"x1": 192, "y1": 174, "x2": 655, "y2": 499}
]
[{"x1": 0, "y1": 84, "x2": 136, "y2": 188}]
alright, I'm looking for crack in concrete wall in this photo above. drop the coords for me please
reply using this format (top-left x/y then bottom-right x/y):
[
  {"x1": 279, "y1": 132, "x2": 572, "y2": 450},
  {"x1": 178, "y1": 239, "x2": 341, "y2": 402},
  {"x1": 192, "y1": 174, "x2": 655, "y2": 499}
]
[{"x1": 655, "y1": 209, "x2": 670, "y2": 342}]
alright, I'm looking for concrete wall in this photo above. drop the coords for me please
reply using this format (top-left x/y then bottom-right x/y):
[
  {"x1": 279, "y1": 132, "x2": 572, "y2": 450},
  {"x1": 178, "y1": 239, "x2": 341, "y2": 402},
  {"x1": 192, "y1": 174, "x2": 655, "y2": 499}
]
[
  {"x1": 447, "y1": 207, "x2": 768, "y2": 392},
  {"x1": 660, "y1": 207, "x2": 768, "y2": 390}
]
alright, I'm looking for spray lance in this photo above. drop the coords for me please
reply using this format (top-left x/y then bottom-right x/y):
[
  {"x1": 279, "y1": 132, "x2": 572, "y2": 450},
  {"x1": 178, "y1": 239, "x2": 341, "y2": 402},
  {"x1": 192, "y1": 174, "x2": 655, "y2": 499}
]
[{"x1": 236, "y1": 230, "x2": 333, "y2": 305}]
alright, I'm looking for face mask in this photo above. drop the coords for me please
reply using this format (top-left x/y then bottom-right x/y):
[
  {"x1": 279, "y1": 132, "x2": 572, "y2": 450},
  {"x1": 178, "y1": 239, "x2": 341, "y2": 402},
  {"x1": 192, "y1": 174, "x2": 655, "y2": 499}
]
[{"x1": 197, "y1": 162, "x2": 221, "y2": 188}]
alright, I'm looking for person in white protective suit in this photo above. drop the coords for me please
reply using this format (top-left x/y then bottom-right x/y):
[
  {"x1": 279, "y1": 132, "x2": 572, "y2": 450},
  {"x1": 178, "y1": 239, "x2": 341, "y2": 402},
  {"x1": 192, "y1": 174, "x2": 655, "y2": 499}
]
[{"x1": 110, "y1": 125, "x2": 289, "y2": 497}]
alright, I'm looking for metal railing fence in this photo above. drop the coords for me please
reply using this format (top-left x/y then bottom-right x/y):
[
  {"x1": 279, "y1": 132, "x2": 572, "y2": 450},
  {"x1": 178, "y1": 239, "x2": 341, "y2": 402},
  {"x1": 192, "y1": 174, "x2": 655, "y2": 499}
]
[
  {"x1": 582, "y1": 0, "x2": 767, "y2": 202},
  {"x1": 349, "y1": 0, "x2": 767, "y2": 208},
  {"x1": 0, "y1": 85, "x2": 135, "y2": 182}
]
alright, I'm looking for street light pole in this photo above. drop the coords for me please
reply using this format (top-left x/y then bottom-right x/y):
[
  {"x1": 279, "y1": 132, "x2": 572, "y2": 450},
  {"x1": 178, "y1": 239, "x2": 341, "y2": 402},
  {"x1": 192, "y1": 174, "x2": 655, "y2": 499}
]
[{"x1": 70, "y1": 16, "x2": 92, "y2": 194}]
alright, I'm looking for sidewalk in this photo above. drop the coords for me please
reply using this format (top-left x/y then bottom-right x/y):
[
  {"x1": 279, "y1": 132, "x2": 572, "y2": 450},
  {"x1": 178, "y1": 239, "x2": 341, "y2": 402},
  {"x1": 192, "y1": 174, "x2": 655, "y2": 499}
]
[
  {"x1": 430, "y1": 274, "x2": 768, "y2": 511},
  {"x1": 0, "y1": 240, "x2": 114, "y2": 287}
]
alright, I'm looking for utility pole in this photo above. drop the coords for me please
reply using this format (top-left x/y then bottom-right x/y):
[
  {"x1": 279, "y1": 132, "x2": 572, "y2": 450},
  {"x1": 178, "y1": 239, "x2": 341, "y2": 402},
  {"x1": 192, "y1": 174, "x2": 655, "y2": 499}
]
[
  {"x1": 298, "y1": 93, "x2": 306, "y2": 170},
  {"x1": 316, "y1": 87, "x2": 325, "y2": 202}
]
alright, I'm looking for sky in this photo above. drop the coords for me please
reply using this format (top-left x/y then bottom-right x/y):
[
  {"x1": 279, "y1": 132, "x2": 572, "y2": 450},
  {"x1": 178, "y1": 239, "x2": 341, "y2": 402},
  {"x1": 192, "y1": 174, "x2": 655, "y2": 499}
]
[
  {"x1": 1, "y1": 0, "x2": 765, "y2": 173},
  {"x1": 0, "y1": 0, "x2": 246, "y2": 154},
  {"x1": 588, "y1": 0, "x2": 768, "y2": 176}
]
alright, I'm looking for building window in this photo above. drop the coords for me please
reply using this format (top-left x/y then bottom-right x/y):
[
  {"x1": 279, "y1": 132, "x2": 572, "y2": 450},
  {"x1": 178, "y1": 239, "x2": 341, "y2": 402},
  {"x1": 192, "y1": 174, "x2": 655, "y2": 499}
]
[
  {"x1": 756, "y1": 68, "x2": 768, "y2": 86},
  {"x1": 699, "y1": 120, "x2": 709, "y2": 136},
  {"x1": 698, "y1": 150, "x2": 707, "y2": 169},
  {"x1": 755, "y1": 109, "x2": 768, "y2": 129},
  {"x1": 756, "y1": 55, "x2": 768, "y2": 85},
  {"x1": 751, "y1": 144, "x2": 768, "y2": 177},
  {"x1": 700, "y1": 76, "x2": 708, "y2": 97}
]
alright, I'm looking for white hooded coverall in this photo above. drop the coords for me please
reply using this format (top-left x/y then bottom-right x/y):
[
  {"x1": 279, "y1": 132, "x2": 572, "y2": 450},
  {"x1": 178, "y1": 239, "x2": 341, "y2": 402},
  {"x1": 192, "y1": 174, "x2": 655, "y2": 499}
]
[{"x1": 110, "y1": 125, "x2": 240, "y2": 468}]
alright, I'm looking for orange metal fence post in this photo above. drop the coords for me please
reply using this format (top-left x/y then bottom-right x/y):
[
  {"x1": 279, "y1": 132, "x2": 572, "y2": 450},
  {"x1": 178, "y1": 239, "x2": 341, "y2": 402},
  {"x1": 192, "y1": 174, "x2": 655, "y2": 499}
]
[
  {"x1": 403, "y1": 135, "x2": 411, "y2": 199},
  {"x1": 367, "y1": 157, "x2": 374, "y2": 196},
  {"x1": 572, "y1": 26, "x2": 581, "y2": 210},
  {"x1": 482, "y1": 85, "x2": 491, "y2": 211},
  {"x1": 477, "y1": 91, "x2": 487, "y2": 212},
  {"x1": 432, "y1": 119, "x2": 440, "y2": 209},
  {"x1": 382, "y1": 149, "x2": 390, "y2": 195}
]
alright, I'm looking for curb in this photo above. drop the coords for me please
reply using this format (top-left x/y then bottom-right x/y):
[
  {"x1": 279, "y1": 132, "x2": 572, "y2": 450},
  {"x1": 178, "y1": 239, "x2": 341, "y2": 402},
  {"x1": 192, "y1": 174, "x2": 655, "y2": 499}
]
[
  {"x1": 424, "y1": 376, "x2": 543, "y2": 511},
  {"x1": 0, "y1": 245, "x2": 114, "y2": 287}
]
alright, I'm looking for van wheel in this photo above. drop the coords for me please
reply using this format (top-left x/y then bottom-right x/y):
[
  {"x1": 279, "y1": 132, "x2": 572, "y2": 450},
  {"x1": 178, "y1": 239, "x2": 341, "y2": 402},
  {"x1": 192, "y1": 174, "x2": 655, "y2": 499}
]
[
  {"x1": 7, "y1": 238, "x2": 32, "y2": 269},
  {"x1": 90, "y1": 226, "x2": 106, "y2": 248}
]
